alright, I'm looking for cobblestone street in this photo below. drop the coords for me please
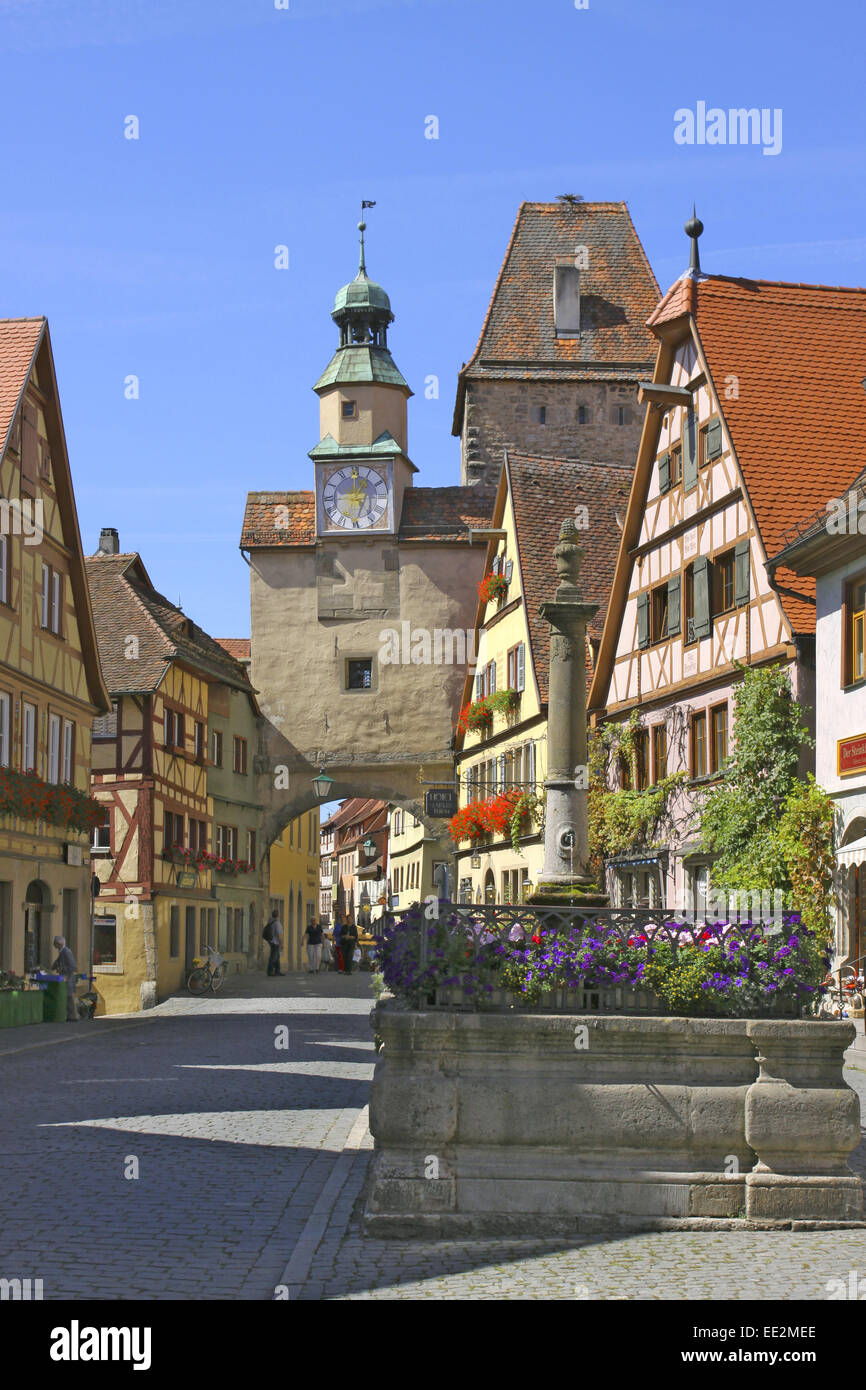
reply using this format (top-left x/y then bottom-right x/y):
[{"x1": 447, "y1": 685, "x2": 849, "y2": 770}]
[{"x1": 1, "y1": 970, "x2": 864, "y2": 1301}]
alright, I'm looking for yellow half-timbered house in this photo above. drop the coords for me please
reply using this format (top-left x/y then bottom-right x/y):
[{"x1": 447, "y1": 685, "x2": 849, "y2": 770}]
[
  {"x1": 0, "y1": 318, "x2": 110, "y2": 977},
  {"x1": 453, "y1": 452, "x2": 630, "y2": 905},
  {"x1": 589, "y1": 220, "x2": 866, "y2": 912},
  {"x1": 86, "y1": 533, "x2": 265, "y2": 1012}
]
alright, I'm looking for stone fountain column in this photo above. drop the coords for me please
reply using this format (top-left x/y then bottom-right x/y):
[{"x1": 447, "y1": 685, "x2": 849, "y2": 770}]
[{"x1": 530, "y1": 518, "x2": 607, "y2": 907}]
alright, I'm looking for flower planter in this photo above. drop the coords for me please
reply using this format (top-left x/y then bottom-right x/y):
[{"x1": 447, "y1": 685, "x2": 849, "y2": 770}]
[
  {"x1": 366, "y1": 1006, "x2": 863, "y2": 1234},
  {"x1": 0, "y1": 990, "x2": 45, "y2": 1029}
]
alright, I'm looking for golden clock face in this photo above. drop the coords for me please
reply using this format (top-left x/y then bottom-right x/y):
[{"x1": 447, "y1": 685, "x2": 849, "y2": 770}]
[{"x1": 322, "y1": 465, "x2": 389, "y2": 531}]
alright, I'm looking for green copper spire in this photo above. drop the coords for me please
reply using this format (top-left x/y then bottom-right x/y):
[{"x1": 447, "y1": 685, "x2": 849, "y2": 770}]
[{"x1": 315, "y1": 203, "x2": 410, "y2": 395}]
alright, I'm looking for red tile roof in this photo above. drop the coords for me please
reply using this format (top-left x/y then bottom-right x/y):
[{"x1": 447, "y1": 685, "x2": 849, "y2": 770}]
[
  {"x1": 691, "y1": 276, "x2": 866, "y2": 633},
  {"x1": 454, "y1": 201, "x2": 659, "y2": 429},
  {"x1": 0, "y1": 318, "x2": 45, "y2": 455},
  {"x1": 397, "y1": 486, "x2": 494, "y2": 541},
  {"x1": 241, "y1": 485, "x2": 494, "y2": 548},
  {"x1": 241, "y1": 492, "x2": 316, "y2": 548},
  {"x1": 215, "y1": 638, "x2": 251, "y2": 660},
  {"x1": 508, "y1": 454, "x2": 632, "y2": 702},
  {"x1": 86, "y1": 552, "x2": 257, "y2": 696}
]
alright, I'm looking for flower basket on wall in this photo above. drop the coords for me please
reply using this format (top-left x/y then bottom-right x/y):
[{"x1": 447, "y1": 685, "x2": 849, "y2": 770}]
[{"x1": 478, "y1": 572, "x2": 508, "y2": 606}]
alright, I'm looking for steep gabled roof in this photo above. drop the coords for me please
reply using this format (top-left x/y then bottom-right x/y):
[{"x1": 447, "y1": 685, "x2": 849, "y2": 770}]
[
  {"x1": 456, "y1": 453, "x2": 631, "y2": 741},
  {"x1": 693, "y1": 277, "x2": 866, "y2": 579},
  {"x1": 589, "y1": 271, "x2": 866, "y2": 711},
  {"x1": 86, "y1": 552, "x2": 258, "y2": 699},
  {"x1": 509, "y1": 454, "x2": 632, "y2": 704},
  {"x1": 453, "y1": 201, "x2": 659, "y2": 431},
  {"x1": 0, "y1": 318, "x2": 110, "y2": 714}
]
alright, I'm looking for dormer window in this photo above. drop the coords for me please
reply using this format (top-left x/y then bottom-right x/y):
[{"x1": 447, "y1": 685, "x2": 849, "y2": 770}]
[
  {"x1": 553, "y1": 264, "x2": 581, "y2": 337},
  {"x1": 342, "y1": 400, "x2": 357, "y2": 419}
]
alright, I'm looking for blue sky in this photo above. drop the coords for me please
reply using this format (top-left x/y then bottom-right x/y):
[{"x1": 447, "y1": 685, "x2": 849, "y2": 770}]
[{"x1": 1, "y1": 0, "x2": 863, "y2": 637}]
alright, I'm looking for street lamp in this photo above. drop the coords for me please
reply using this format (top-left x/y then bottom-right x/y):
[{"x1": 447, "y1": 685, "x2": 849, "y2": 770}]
[
  {"x1": 311, "y1": 768, "x2": 334, "y2": 801},
  {"x1": 362, "y1": 837, "x2": 376, "y2": 860}
]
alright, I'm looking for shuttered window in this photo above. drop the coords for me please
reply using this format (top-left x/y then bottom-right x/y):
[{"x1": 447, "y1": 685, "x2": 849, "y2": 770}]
[
  {"x1": 705, "y1": 418, "x2": 723, "y2": 461},
  {"x1": 658, "y1": 452, "x2": 671, "y2": 494},
  {"x1": 637, "y1": 591, "x2": 650, "y2": 649},
  {"x1": 734, "y1": 539, "x2": 750, "y2": 606},
  {"x1": 62, "y1": 720, "x2": 74, "y2": 782},
  {"x1": 692, "y1": 556, "x2": 712, "y2": 638},
  {"x1": 48, "y1": 713, "x2": 61, "y2": 783},
  {"x1": 21, "y1": 401, "x2": 39, "y2": 495},
  {"x1": 667, "y1": 574, "x2": 681, "y2": 636},
  {"x1": 683, "y1": 408, "x2": 698, "y2": 491}
]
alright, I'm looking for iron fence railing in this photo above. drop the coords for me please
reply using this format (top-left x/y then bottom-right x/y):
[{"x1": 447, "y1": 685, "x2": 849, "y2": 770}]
[{"x1": 375, "y1": 900, "x2": 807, "y2": 1016}]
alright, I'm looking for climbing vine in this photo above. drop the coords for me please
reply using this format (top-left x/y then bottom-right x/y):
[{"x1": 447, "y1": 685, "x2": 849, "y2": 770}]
[{"x1": 587, "y1": 711, "x2": 687, "y2": 876}]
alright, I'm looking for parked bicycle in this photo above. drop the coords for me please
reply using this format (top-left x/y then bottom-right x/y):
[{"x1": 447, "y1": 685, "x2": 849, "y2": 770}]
[{"x1": 187, "y1": 945, "x2": 226, "y2": 995}]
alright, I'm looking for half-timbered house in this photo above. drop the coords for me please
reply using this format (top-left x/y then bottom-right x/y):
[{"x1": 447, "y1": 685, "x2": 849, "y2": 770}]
[
  {"x1": 86, "y1": 532, "x2": 264, "y2": 1012},
  {"x1": 453, "y1": 452, "x2": 630, "y2": 905},
  {"x1": 0, "y1": 319, "x2": 110, "y2": 977},
  {"x1": 588, "y1": 218, "x2": 866, "y2": 912}
]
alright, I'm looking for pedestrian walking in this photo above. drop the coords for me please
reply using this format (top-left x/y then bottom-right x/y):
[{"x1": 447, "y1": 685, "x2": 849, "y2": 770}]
[
  {"x1": 51, "y1": 935, "x2": 78, "y2": 1022},
  {"x1": 341, "y1": 919, "x2": 358, "y2": 975},
  {"x1": 263, "y1": 908, "x2": 284, "y2": 976},
  {"x1": 304, "y1": 919, "x2": 324, "y2": 973},
  {"x1": 332, "y1": 918, "x2": 343, "y2": 972}
]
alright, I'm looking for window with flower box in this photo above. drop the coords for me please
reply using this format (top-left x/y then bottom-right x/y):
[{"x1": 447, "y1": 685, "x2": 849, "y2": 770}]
[
  {"x1": 163, "y1": 811, "x2": 185, "y2": 852},
  {"x1": 62, "y1": 720, "x2": 74, "y2": 783},
  {"x1": 48, "y1": 713, "x2": 61, "y2": 783},
  {"x1": 22, "y1": 701, "x2": 36, "y2": 773},
  {"x1": 0, "y1": 692, "x2": 10, "y2": 769}
]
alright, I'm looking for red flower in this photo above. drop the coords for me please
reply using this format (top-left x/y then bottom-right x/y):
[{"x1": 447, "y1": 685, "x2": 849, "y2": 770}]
[{"x1": 531, "y1": 934, "x2": 542, "y2": 945}]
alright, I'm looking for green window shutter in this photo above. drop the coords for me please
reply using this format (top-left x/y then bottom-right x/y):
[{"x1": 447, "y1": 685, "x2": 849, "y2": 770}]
[
  {"x1": 667, "y1": 574, "x2": 681, "y2": 636},
  {"x1": 735, "y1": 539, "x2": 750, "y2": 606},
  {"x1": 683, "y1": 410, "x2": 698, "y2": 491},
  {"x1": 637, "y1": 591, "x2": 650, "y2": 649},
  {"x1": 658, "y1": 452, "x2": 671, "y2": 494},
  {"x1": 693, "y1": 556, "x2": 712, "y2": 638},
  {"x1": 706, "y1": 418, "x2": 723, "y2": 460}
]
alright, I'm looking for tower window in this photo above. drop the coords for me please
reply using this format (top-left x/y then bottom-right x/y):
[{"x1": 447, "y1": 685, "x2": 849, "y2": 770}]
[
  {"x1": 346, "y1": 658, "x2": 373, "y2": 691},
  {"x1": 533, "y1": 406, "x2": 547, "y2": 424},
  {"x1": 578, "y1": 405, "x2": 589, "y2": 424},
  {"x1": 611, "y1": 405, "x2": 633, "y2": 426},
  {"x1": 342, "y1": 400, "x2": 357, "y2": 419}
]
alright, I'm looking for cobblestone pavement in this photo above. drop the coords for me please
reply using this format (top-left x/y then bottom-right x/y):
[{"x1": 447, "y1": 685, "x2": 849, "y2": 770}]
[{"x1": 1, "y1": 970, "x2": 864, "y2": 1301}]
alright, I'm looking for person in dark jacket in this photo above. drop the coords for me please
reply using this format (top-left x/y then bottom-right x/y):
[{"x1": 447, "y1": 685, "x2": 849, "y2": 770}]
[
  {"x1": 52, "y1": 935, "x2": 78, "y2": 1022},
  {"x1": 304, "y1": 920, "x2": 324, "y2": 973},
  {"x1": 340, "y1": 919, "x2": 358, "y2": 975}
]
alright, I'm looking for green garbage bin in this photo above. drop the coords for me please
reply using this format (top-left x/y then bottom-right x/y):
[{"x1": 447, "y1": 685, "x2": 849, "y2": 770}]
[{"x1": 42, "y1": 980, "x2": 66, "y2": 1022}]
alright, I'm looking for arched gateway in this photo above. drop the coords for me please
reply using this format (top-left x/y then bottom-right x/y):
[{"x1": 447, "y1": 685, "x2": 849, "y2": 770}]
[{"x1": 241, "y1": 216, "x2": 495, "y2": 854}]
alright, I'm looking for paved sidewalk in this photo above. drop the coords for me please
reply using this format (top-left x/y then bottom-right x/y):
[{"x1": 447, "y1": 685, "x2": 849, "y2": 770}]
[{"x1": 1, "y1": 969, "x2": 864, "y2": 1300}]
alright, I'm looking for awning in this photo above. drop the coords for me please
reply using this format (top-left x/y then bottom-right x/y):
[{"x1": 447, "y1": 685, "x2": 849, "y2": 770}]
[
  {"x1": 605, "y1": 851, "x2": 669, "y2": 867},
  {"x1": 837, "y1": 835, "x2": 866, "y2": 869}
]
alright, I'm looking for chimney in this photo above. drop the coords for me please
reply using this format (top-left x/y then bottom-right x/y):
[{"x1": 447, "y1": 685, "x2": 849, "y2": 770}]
[{"x1": 98, "y1": 527, "x2": 119, "y2": 555}]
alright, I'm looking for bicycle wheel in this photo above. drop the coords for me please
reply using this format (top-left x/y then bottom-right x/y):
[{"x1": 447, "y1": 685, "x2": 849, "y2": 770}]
[
  {"x1": 187, "y1": 967, "x2": 209, "y2": 995},
  {"x1": 210, "y1": 964, "x2": 226, "y2": 993}
]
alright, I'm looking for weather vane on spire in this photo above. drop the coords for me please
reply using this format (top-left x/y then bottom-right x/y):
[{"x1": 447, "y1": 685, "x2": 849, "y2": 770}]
[{"x1": 358, "y1": 199, "x2": 376, "y2": 274}]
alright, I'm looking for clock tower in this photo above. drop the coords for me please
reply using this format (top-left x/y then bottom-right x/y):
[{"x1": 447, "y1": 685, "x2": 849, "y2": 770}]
[{"x1": 312, "y1": 218, "x2": 415, "y2": 537}]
